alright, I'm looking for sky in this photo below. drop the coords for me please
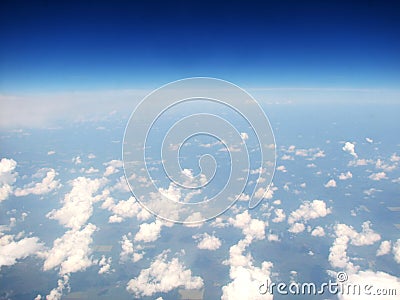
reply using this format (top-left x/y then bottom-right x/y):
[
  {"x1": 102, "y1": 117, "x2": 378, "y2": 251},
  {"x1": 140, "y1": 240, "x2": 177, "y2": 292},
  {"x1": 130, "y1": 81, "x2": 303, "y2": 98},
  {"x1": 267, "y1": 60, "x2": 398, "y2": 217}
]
[{"x1": 1, "y1": 0, "x2": 400, "y2": 94}]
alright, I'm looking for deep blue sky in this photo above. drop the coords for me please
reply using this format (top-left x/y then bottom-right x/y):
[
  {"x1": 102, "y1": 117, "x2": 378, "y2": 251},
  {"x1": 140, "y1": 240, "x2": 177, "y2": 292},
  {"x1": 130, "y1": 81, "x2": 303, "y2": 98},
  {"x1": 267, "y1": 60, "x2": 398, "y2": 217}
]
[{"x1": 1, "y1": 0, "x2": 400, "y2": 93}]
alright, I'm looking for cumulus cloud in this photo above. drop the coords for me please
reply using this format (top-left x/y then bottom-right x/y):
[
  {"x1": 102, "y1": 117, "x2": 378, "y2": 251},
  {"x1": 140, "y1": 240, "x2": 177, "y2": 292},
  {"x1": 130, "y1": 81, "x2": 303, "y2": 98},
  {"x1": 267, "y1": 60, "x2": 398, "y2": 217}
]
[
  {"x1": 103, "y1": 196, "x2": 150, "y2": 223},
  {"x1": 43, "y1": 223, "x2": 97, "y2": 275},
  {"x1": 46, "y1": 177, "x2": 105, "y2": 230},
  {"x1": 338, "y1": 171, "x2": 353, "y2": 180},
  {"x1": 329, "y1": 222, "x2": 381, "y2": 272},
  {"x1": 0, "y1": 158, "x2": 17, "y2": 202},
  {"x1": 14, "y1": 168, "x2": 61, "y2": 197},
  {"x1": 272, "y1": 208, "x2": 286, "y2": 223},
  {"x1": 120, "y1": 233, "x2": 144, "y2": 263},
  {"x1": 288, "y1": 200, "x2": 332, "y2": 224},
  {"x1": 193, "y1": 233, "x2": 221, "y2": 250},
  {"x1": 324, "y1": 179, "x2": 337, "y2": 188},
  {"x1": 288, "y1": 222, "x2": 305, "y2": 233},
  {"x1": 337, "y1": 270, "x2": 400, "y2": 300},
  {"x1": 229, "y1": 211, "x2": 266, "y2": 241},
  {"x1": 394, "y1": 239, "x2": 400, "y2": 264},
  {"x1": 0, "y1": 232, "x2": 43, "y2": 270},
  {"x1": 44, "y1": 275, "x2": 70, "y2": 300},
  {"x1": 103, "y1": 160, "x2": 123, "y2": 177},
  {"x1": 369, "y1": 172, "x2": 387, "y2": 181},
  {"x1": 134, "y1": 220, "x2": 164, "y2": 243},
  {"x1": 126, "y1": 250, "x2": 203, "y2": 297},
  {"x1": 98, "y1": 255, "x2": 113, "y2": 274},
  {"x1": 376, "y1": 241, "x2": 391, "y2": 256},
  {"x1": 311, "y1": 226, "x2": 325, "y2": 237},
  {"x1": 342, "y1": 142, "x2": 357, "y2": 158},
  {"x1": 222, "y1": 238, "x2": 273, "y2": 300}
]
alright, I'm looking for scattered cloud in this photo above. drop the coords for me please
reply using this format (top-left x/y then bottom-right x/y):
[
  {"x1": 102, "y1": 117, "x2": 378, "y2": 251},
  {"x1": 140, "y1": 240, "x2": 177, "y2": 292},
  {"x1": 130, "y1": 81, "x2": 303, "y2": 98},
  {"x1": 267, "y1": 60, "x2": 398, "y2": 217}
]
[
  {"x1": 43, "y1": 223, "x2": 97, "y2": 275},
  {"x1": 342, "y1": 142, "x2": 357, "y2": 158},
  {"x1": 369, "y1": 172, "x2": 387, "y2": 181},
  {"x1": 0, "y1": 158, "x2": 17, "y2": 202},
  {"x1": 14, "y1": 168, "x2": 61, "y2": 197},
  {"x1": 376, "y1": 241, "x2": 391, "y2": 256},
  {"x1": 126, "y1": 250, "x2": 203, "y2": 297},
  {"x1": 193, "y1": 233, "x2": 221, "y2": 250},
  {"x1": 338, "y1": 171, "x2": 353, "y2": 180},
  {"x1": 324, "y1": 179, "x2": 337, "y2": 188},
  {"x1": 288, "y1": 200, "x2": 332, "y2": 224}
]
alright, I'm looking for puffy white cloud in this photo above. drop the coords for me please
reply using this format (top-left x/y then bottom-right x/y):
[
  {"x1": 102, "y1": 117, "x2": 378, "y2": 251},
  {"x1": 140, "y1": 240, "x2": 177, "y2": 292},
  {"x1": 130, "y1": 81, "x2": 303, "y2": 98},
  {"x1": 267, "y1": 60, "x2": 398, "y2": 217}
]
[
  {"x1": 222, "y1": 238, "x2": 273, "y2": 300},
  {"x1": 393, "y1": 239, "x2": 400, "y2": 264},
  {"x1": 339, "y1": 171, "x2": 353, "y2": 180},
  {"x1": 126, "y1": 250, "x2": 203, "y2": 297},
  {"x1": 193, "y1": 233, "x2": 221, "y2": 250},
  {"x1": 376, "y1": 241, "x2": 391, "y2": 256},
  {"x1": 288, "y1": 200, "x2": 332, "y2": 224},
  {"x1": 369, "y1": 172, "x2": 387, "y2": 181},
  {"x1": 342, "y1": 142, "x2": 357, "y2": 158},
  {"x1": 390, "y1": 153, "x2": 400, "y2": 162},
  {"x1": 47, "y1": 150, "x2": 56, "y2": 155},
  {"x1": 14, "y1": 168, "x2": 61, "y2": 197},
  {"x1": 46, "y1": 177, "x2": 105, "y2": 230},
  {"x1": 43, "y1": 223, "x2": 96, "y2": 275},
  {"x1": 0, "y1": 232, "x2": 43, "y2": 269},
  {"x1": 365, "y1": 137, "x2": 373, "y2": 143},
  {"x1": 98, "y1": 255, "x2": 112, "y2": 274},
  {"x1": 134, "y1": 220, "x2": 163, "y2": 243},
  {"x1": 329, "y1": 222, "x2": 380, "y2": 272},
  {"x1": 311, "y1": 226, "x2": 325, "y2": 237},
  {"x1": 104, "y1": 196, "x2": 149, "y2": 223},
  {"x1": 103, "y1": 159, "x2": 123, "y2": 177},
  {"x1": 272, "y1": 208, "x2": 286, "y2": 223},
  {"x1": 0, "y1": 158, "x2": 17, "y2": 202},
  {"x1": 337, "y1": 270, "x2": 400, "y2": 300},
  {"x1": 288, "y1": 222, "x2": 305, "y2": 233},
  {"x1": 276, "y1": 165, "x2": 287, "y2": 172},
  {"x1": 324, "y1": 179, "x2": 337, "y2": 188},
  {"x1": 229, "y1": 211, "x2": 266, "y2": 241},
  {"x1": 45, "y1": 275, "x2": 70, "y2": 300}
]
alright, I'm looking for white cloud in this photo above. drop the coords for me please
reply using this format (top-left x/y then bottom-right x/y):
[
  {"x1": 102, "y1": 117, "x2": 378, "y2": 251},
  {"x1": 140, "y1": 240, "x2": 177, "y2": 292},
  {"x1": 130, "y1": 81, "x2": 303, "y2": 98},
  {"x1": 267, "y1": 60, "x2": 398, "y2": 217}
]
[
  {"x1": 393, "y1": 239, "x2": 400, "y2": 264},
  {"x1": 288, "y1": 222, "x2": 305, "y2": 233},
  {"x1": 390, "y1": 153, "x2": 400, "y2": 162},
  {"x1": 98, "y1": 255, "x2": 112, "y2": 274},
  {"x1": 46, "y1": 177, "x2": 105, "y2": 230},
  {"x1": 329, "y1": 222, "x2": 381, "y2": 272},
  {"x1": 342, "y1": 142, "x2": 358, "y2": 158},
  {"x1": 43, "y1": 223, "x2": 96, "y2": 275},
  {"x1": 337, "y1": 270, "x2": 400, "y2": 300},
  {"x1": 134, "y1": 220, "x2": 163, "y2": 243},
  {"x1": 0, "y1": 232, "x2": 43, "y2": 269},
  {"x1": 47, "y1": 150, "x2": 56, "y2": 155},
  {"x1": 229, "y1": 211, "x2": 266, "y2": 241},
  {"x1": 105, "y1": 196, "x2": 149, "y2": 223},
  {"x1": 276, "y1": 165, "x2": 287, "y2": 172},
  {"x1": 0, "y1": 158, "x2": 17, "y2": 202},
  {"x1": 14, "y1": 168, "x2": 61, "y2": 197},
  {"x1": 126, "y1": 250, "x2": 203, "y2": 297},
  {"x1": 365, "y1": 137, "x2": 373, "y2": 143},
  {"x1": 376, "y1": 241, "x2": 391, "y2": 256},
  {"x1": 240, "y1": 132, "x2": 249, "y2": 141},
  {"x1": 369, "y1": 172, "x2": 387, "y2": 181},
  {"x1": 324, "y1": 179, "x2": 337, "y2": 188},
  {"x1": 272, "y1": 208, "x2": 286, "y2": 223},
  {"x1": 288, "y1": 200, "x2": 332, "y2": 224},
  {"x1": 103, "y1": 159, "x2": 123, "y2": 177},
  {"x1": 311, "y1": 226, "x2": 325, "y2": 237},
  {"x1": 222, "y1": 238, "x2": 273, "y2": 300},
  {"x1": 193, "y1": 233, "x2": 221, "y2": 250},
  {"x1": 45, "y1": 275, "x2": 70, "y2": 300},
  {"x1": 338, "y1": 171, "x2": 353, "y2": 180}
]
